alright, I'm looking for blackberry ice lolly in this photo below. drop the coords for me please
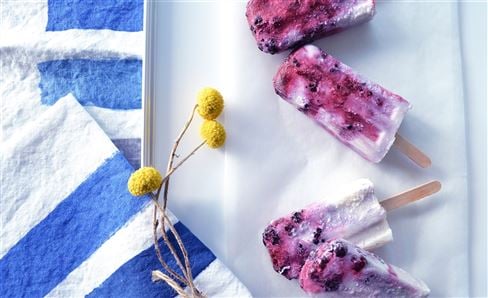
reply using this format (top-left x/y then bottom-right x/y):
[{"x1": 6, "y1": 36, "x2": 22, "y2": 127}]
[
  {"x1": 299, "y1": 239, "x2": 430, "y2": 297},
  {"x1": 263, "y1": 179, "x2": 392, "y2": 280},
  {"x1": 262, "y1": 179, "x2": 441, "y2": 280},
  {"x1": 246, "y1": 0, "x2": 375, "y2": 54},
  {"x1": 273, "y1": 44, "x2": 412, "y2": 163}
]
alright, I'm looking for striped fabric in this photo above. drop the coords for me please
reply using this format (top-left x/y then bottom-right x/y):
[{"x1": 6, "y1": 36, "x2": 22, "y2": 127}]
[
  {"x1": 0, "y1": 0, "x2": 143, "y2": 168},
  {"x1": 0, "y1": 97, "x2": 250, "y2": 297},
  {"x1": 0, "y1": 1, "x2": 250, "y2": 297}
]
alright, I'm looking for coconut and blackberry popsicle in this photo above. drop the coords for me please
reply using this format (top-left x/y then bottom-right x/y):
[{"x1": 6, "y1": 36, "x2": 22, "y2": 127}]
[
  {"x1": 273, "y1": 45, "x2": 431, "y2": 166},
  {"x1": 246, "y1": 0, "x2": 375, "y2": 54},
  {"x1": 262, "y1": 179, "x2": 440, "y2": 280},
  {"x1": 299, "y1": 239, "x2": 430, "y2": 297}
]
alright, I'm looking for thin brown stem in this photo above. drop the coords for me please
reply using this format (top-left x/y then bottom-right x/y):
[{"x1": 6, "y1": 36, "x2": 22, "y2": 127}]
[
  {"x1": 159, "y1": 141, "x2": 206, "y2": 186},
  {"x1": 150, "y1": 104, "x2": 204, "y2": 297},
  {"x1": 154, "y1": 199, "x2": 191, "y2": 281},
  {"x1": 154, "y1": 105, "x2": 198, "y2": 207},
  {"x1": 159, "y1": 105, "x2": 201, "y2": 295},
  {"x1": 151, "y1": 105, "x2": 198, "y2": 276},
  {"x1": 162, "y1": 212, "x2": 196, "y2": 294},
  {"x1": 151, "y1": 206, "x2": 188, "y2": 285},
  {"x1": 153, "y1": 199, "x2": 200, "y2": 296},
  {"x1": 152, "y1": 270, "x2": 189, "y2": 298}
]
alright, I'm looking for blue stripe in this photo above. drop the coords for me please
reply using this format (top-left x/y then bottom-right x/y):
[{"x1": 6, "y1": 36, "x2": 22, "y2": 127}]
[
  {"x1": 88, "y1": 223, "x2": 216, "y2": 298},
  {"x1": 0, "y1": 152, "x2": 147, "y2": 297},
  {"x1": 38, "y1": 59, "x2": 142, "y2": 110},
  {"x1": 46, "y1": 0, "x2": 143, "y2": 32}
]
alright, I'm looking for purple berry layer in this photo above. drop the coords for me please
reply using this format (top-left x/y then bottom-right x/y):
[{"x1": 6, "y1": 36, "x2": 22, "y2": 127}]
[
  {"x1": 262, "y1": 179, "x2": 392, "y2": 280},
  {"x1": 246, "y1": 0, "x2": 375, "y2": 54},
  {"x1": 299, "y1": 239, "x2": 430, "y2": 297},
  {"x1": 273, "y1": 45, "x2": 411, "y2": 163}
]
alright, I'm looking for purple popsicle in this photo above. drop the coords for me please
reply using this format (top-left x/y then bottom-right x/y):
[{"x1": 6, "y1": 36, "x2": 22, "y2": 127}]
[
  {"x1": 246, "y1": 0, "x2": 375, "y2": 54},
  {"x1": 273, "y1": 44, "x2": 411, "y2": 163},
  {"x1": 262, "y1": 179, "x2": 392, "y2": 280},
  {"x1": 299, "y1": 239, "x2": 430, "y2": 297}
]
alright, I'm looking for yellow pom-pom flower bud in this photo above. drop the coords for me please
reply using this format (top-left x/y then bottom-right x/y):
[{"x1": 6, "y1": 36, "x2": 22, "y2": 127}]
[
  {"x1": 200, "y1": 120, "x2": 226, "y2": 148},
  {"x1": 127, "y1": 167, "x2": 162, "y2": 196},
  {"x1": 196, "y1": 87, "x2": 224, "y2": 120}
]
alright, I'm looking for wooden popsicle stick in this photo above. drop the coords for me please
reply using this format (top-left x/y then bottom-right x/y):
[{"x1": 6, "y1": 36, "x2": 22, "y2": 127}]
[
  {"x1": 380, "y1": 180, "x2": 441, "y2": 212},
  {"x1": 393, "y1": 134, "x2": 432, "y2": 168}
]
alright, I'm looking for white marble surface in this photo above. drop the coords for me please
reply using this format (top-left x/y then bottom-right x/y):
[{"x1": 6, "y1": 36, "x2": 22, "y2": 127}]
[{"x1": 149, "y1": 1, "x2": 486, "y2": 296}]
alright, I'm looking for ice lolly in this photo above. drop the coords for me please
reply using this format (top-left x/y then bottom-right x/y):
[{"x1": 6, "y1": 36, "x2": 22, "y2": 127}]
[
  {"x1": 262, "y1": 179, "x2": 392, "y2": 280},
  {"x1": 262, "y1": 179, "x2": 441, "y2": 280},
  {"x1": 273, "y1": 44, "x2": 412, "y2": 163},
  {"x1": 299, "y1": 239, "x2": 430, "y2": 297},
  {"x1": 246, "y1": 0, "x2": 375, "y2": 54}
]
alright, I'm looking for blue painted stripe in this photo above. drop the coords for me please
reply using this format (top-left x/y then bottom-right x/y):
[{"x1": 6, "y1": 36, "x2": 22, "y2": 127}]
[
  {"x1": 87, "y1": 223, "x2": 216, "y2": 298},
  {"x1": 46, "y1": 0, "x2": 143, "y2": 32},
  {"x1": 38, "y1": 59, "x2": 142, "y2": 110},
  {"x1": 0, "y1": 152, "x2": 147, "y2": 297}
]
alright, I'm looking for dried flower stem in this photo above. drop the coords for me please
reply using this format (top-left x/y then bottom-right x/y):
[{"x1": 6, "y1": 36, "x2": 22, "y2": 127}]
[
  {"x1": 151, "y1": 207, "x2": 188, "y2": 285},
  {"x1": 159, "y1": 141, "x2": 206, "y2": 185},
  {"x1": 160, "y1": 105, "x2": 198, "y2": 209},
  {"x1": 160, "y1": 105, "x2": 200, "y2": 292},
  {"x1": 150, "y1": 105, "x2": 204, "y2": 297},
  {"x1": 152, "y1": 270, "x2": 187, "y2": 297},
  {"x1": 154, "y1": 200, "x2": 199, "y2": 295},
  {"x1": 160, "y1": 105, "x2": 199, "y2": 289},
  {"x1": 154, "y1": 199, "x2": 191, "y2": 282}
]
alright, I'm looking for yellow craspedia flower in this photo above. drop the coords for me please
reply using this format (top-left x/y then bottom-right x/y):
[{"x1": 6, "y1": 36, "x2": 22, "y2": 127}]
[
  {"x1": 127, "y1": 167, "x2": 162, "y2": 196},
  {"x1": 196, "y1": 87, "x2": 224, "y2": 120},
  {"x1": 200, "y1": 120, "x2": 226, "y2": 148}
]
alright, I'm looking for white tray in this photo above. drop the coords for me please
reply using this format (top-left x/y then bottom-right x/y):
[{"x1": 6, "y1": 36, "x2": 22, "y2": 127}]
[{"x1": 143, "y1": 1, "x2": 475, "y2": 296}]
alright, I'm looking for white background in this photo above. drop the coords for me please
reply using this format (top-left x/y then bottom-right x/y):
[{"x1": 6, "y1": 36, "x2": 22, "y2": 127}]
[
  {"x1": 459, "y1": 1, "x2": 487, "y2": 297},
  {"x1": 148, "y1": 1, "x2": 487, "y2": 296}
]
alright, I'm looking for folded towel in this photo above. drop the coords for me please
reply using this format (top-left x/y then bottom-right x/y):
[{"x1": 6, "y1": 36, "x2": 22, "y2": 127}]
[
  {"x1": 0, "y1": 95, "x2": 250, "y2": 297},
  {"x1": 0, "y1": 0, "x2": 144, "y2": 168}
]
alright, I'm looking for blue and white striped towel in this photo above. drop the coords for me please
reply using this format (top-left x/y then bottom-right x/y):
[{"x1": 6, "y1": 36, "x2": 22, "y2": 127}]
[
  {"x1": 0, "y1": 96, "x2": 250, "y2": 297},
  {"x1": 1, "y1": 0, "x2": 144, "y2": 168},
  {"x1": 1, "y1": 1, "x2": 250, "y2": 296}
]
